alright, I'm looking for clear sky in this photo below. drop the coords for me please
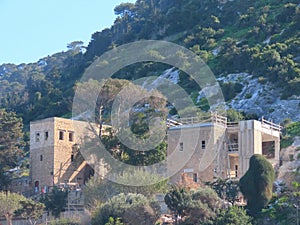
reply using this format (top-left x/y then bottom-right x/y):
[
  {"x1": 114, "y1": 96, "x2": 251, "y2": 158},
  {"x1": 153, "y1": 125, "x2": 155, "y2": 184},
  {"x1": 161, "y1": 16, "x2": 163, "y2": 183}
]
[{"x1": 0, "y1": 0, "x2": 136, "y2": 65}]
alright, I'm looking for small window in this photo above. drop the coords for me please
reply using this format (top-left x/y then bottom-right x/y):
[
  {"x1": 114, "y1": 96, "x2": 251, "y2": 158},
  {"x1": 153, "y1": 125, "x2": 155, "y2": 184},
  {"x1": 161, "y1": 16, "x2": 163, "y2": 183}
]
[
  {"x1": 235, "y1": 165, "x2": 238, "y2": 178},
  {"x1": 59, "y1": 131, "x2": 64, "y2": 140},
  {"x1": 179, "y1": 142, "x2": 183, "y2": 151},
  {"x1": 50, "y1": 171, "x2": 53, "y2": 175},
  {"x1": 35, "y1": 132, "x2": 40, "y2": 142},
  {"x1": 71, "y1": 154, "x2": 74, "y2": 162},
  {"x1": 193, "y1": 173, "x2": 198, "y2": 182},
  {"x1": 69, "y1": 132, "x2": 74, "y2": 142},
  {"x1": 40, "y1": 155, "x2": 43, "y2": 161},
  {"x1": 45, "y1": 131, "x2": 49, "y2": 141},
  {"x1": 201, "y1": 140, "x2": 206, "y2": 149}
]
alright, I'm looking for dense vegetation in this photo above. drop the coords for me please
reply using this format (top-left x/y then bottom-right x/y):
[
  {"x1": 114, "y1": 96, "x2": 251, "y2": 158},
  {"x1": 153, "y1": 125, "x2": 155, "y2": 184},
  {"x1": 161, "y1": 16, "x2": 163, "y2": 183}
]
[
  {"x1": 0, "y1": 0, "x2": 300, "y2": 223},
  {"x1": 0, "y1": 0, "x2": 299, "y2": 126}
]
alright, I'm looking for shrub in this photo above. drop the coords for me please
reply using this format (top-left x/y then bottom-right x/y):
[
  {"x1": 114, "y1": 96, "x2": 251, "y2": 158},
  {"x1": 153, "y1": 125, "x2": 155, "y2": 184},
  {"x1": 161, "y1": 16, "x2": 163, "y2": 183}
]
[
  {"x1": 49, "y1": 218, "x2": 80, "y2": 225},
  {"x1": 92, "y1": 193, "x2": 160, "y2": 225}
]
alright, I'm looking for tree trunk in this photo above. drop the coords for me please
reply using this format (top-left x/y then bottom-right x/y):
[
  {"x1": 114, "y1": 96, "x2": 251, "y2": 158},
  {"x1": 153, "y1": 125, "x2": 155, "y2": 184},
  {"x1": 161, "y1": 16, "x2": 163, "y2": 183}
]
[
  {"x1": 5, "y1": 214, "x2": 13, "y2": 225},
  {"x1": 98, "y1": 105, "x2": 103, "y2": 138}
]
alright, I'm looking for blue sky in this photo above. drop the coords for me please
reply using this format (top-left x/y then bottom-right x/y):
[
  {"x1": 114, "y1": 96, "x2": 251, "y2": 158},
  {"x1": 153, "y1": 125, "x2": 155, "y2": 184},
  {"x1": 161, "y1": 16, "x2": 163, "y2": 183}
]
[{"x1": 0, "y1": 0, "x2": 136, "y2": 65}]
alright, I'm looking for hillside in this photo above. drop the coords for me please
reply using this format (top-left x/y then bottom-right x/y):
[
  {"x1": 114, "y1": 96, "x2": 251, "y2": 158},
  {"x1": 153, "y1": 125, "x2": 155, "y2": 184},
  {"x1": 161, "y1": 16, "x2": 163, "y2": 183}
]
[{"x1": 0, "y1": 0, "x2": 300, "y2": 124}]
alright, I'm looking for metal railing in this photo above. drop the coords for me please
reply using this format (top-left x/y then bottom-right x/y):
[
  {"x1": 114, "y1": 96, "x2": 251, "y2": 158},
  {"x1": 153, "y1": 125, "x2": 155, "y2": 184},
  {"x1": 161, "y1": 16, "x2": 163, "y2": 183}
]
[
  {"x1": 178, "y1": 113, "x2": 227, "y2": 126},
  {"x1": 228, "y1": 143, "x2": 239, "y2": 152},
  {"x1": 261, "y1": 117, "x2": 282, "y2": 132}
]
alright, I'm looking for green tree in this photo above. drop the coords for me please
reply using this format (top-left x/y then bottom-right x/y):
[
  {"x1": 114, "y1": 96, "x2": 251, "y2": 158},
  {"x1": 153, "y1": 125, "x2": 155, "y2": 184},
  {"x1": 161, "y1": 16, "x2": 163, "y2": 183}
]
[
  {"x1": 165, "y1": 186, "x2": 222, "y2": 224},
  {"x1": 92, "y1": 193, "x2": 160, "y2": 225},
  {"x1": 257, "y1": 181, "x2": 300, "y2": 224},
  {"x1": 206, "y1": 178, "x2": 240, "y2": 204},
  {"x1": 0, "y1": 109, "x2": 24, "y2": 190},
  {"x1": 84, "y1": 169, "x2": 168, "y2": 209},
  {"x1": 183, "y1": 187, "x2": 222, "y2": 224},
  {"x1": 48, "y1": 218, "x2": 81, "y2": 225},
  {"x1": 226, "y1": 109, "x2": 244, "y2": 122},
  {"x1": 213, "y1": 206, "x2": 252, "y2": 225},
  {"x1": 239, "y1": 154, "x2": 275, "y2": 216},
  {"x1": 105, "y1": 217, "x2": 124, "y2": 225},
  {"x1": 15, "y1": 199, "x2": 45, "y2": 225},
  {"x1": 74, "y1": 78, "x2": 130, "y2": 137},
  {"x1": 41, "y1": 187, "x2": 68, "y2": 218},
  {"x1": 164, "y1": 185, "x2": 190, "y2": 218},
  {"x1": 0, "y1": 191, "x2": 26, "y2": 225}
]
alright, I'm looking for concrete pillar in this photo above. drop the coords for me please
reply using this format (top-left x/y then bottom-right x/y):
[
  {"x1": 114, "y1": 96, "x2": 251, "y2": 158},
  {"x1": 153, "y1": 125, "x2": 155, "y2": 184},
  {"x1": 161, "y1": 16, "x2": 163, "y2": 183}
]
[{"x1": 274, "y1": 139, "x2": 280, "y2": 162}]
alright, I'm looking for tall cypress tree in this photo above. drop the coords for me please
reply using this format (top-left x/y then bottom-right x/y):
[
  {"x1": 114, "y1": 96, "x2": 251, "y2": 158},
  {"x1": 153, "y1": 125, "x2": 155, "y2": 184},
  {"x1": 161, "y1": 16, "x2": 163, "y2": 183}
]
[{"x1": 239, "y1": 154, "x2": 275, "y2": 216}]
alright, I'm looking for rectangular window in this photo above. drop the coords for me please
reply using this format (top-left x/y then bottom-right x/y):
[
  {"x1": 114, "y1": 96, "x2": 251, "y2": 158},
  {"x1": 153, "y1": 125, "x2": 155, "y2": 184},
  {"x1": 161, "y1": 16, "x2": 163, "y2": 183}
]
[
  {"x1": 202, "y1": 140, "x2": 206, "y2": 149},
  {"x1": 71, "y1": 154, "x2": 74, "y2": 162},
  {"x1": 59, "y1": 131, "x2": 64, "y2": 140},
  {"x1": 35, "y1": 132, "x2": 40, "y2": 142},
  {"x1": 45, "y1": 131, "x2": 49, "y2": 141},
  {"x1": 179, "y1": 142, "x2": 183, "y2": 151},
  {"x1": 193, "y1": 173, "x2": 198, "y2": 183},
  {"x1": 235, "y1": 165, "x2": 238, "y2": 177},
  {"x1": 69, "y1": 132, "x2": 74, "y2": 142},
  {"x1": 40, "y1": 155, "x2": 43, "y2": 161}
]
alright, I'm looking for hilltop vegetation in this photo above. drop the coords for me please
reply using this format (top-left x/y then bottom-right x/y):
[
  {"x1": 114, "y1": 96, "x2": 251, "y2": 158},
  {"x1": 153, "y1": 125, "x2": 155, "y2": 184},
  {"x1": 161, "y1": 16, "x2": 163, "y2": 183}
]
[{"x1": 0, "y1": 0, "x2": 299, "y2": 125}]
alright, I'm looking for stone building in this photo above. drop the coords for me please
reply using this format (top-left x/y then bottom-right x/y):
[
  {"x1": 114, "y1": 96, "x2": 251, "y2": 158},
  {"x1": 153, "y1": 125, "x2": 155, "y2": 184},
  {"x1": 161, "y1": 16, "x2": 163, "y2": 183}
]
[
  {"x1": 30, "y1": 117, "x2": 105, "y2": 193},
  {"x1": 167, "y1": 115, "x2": 281, "y2": 184},
  {"x1": 29, "y1": 115, "x2": 281, "y2": 192}
]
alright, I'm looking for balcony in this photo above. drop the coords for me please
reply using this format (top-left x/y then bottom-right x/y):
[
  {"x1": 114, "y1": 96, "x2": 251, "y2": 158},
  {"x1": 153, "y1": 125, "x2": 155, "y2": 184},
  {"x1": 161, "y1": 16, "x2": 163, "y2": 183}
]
[{"x1": 228, "y1": 143, "x2": 239, "y2": 155}]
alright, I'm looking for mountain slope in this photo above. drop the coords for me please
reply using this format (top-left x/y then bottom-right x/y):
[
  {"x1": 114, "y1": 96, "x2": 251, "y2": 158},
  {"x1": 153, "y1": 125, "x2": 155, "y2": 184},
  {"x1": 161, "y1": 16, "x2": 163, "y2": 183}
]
[{"x1": 0, "y1": 0, "x2": 300, "y2": 124}]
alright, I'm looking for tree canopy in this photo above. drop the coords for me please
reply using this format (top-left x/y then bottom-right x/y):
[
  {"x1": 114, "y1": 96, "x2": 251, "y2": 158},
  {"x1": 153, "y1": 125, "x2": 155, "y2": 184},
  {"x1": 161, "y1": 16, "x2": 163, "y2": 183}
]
[
  {"x1": 239, "y1": 154, "x2": 275, "y2": 216},
  {"x1": 92, "y1": 193, "x2": 160, "y2": 225},
  {"x1": 0, "y1": 109, "x2": 24, "y2": 189},
  {"x1": 0, "y1": 191, "x2": 26, "y2": 225}
]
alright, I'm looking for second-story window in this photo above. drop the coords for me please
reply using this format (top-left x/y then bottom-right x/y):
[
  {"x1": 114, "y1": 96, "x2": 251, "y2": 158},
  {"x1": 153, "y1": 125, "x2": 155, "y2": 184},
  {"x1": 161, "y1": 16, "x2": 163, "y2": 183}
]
[
  {"x1": 59, "y1": 131, "x2": 64, "y2": 140},
  {"x1": 45, "y1": 131, "x2": 49, "y2": 141},
  {"x1": 179, "y1": 142, "x2": 183, "y2": 151},
  {"x1": 202, "y1": 140, "x2": 206, "y2": 149},
  {"x1": 35, "y1": 132, "x2": 40, "y2": 142},
  {"x1": 69, "y1": 132, "x2": 74, "y2": 142}
]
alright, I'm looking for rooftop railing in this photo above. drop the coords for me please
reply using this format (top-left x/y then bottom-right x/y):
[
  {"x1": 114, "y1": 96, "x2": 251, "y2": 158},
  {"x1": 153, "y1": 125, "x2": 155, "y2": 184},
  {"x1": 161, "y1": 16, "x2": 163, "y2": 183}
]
[{"x1": 261, "y1": 117, "x2": 282, "y2": 132}]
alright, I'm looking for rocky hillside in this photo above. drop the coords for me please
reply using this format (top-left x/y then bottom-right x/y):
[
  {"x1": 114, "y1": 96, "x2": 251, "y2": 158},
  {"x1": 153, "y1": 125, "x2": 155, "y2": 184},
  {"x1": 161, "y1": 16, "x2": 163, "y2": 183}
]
[{"x1": 0, "y1": 0, "x2": 300, "y2": 124}]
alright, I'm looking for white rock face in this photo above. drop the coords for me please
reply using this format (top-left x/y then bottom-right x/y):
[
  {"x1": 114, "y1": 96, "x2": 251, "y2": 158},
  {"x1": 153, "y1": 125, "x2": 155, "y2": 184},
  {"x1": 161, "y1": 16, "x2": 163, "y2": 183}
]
[
  {"x1": 217, "y1": 73, "x2": 300, "y2": 123},
  {"x1": 142, "y1": 67, "x2": 179, "y2": 89}
]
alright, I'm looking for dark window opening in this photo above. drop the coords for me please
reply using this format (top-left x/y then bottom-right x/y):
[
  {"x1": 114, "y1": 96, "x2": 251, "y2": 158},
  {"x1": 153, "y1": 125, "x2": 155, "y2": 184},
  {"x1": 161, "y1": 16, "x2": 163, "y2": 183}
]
[
  {"x1": 235, "y1": 165, "x2": 238, "y2": 177},
  {"x1": 262, "y1": 141, "x2": 275, "y2": 159},
  {"x1": 202, "y1": 140, "x2": 206, "y2": 149},
  {"x1": 71, "y1": 154, "x2": 74, "y2": 162},
  {"x1": 179, "y1": 142, "x2": 183, "y2": 151},
  {"x1": 69, "y1": 132, "x2": 74, "y2": 142},
  {"x1": 35, "y1": 132, "x2": 40, "y2": 142},
  {"x1": 40, "y1": 155, "x2": 43, "y2": 161},
  {"x1": 193, "y1": 173, "x2": 198, "y2": 182},
  {"x1": 45, "y1": 131, "x2": 49, "y2": 141},
  {"x1": 59, "y1": 131, "x2": 64, "y2": 140}
]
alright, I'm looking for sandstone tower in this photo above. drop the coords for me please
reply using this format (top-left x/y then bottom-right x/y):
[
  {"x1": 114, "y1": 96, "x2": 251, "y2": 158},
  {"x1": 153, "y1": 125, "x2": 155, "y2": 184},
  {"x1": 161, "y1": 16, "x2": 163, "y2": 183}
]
[{"x1": 30, "y1": 117, "x2": 100, "y2": 192}]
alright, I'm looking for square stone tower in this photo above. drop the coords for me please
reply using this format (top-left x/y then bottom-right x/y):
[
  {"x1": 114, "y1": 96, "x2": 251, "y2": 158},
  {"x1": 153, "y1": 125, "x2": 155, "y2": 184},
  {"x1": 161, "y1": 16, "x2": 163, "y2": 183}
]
[{"x1": 30, "y1": 117, "x2": 100, "y2": 192}]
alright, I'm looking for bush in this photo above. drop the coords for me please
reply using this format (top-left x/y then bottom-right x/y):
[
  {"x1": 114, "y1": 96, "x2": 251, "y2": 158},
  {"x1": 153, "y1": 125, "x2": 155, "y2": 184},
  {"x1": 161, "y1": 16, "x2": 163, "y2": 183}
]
[
  {"x1": 49, "y1": 218, "x2": 80, "y2": 225},
  {"x1": 213, "y1": 206, "x2": 252, "y2": 225},
  {"x1": 92, "y1": 193, "x2": 160, "y2": 225}
]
